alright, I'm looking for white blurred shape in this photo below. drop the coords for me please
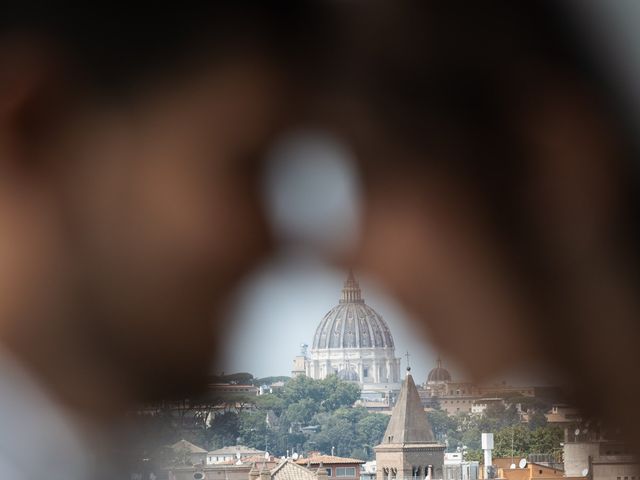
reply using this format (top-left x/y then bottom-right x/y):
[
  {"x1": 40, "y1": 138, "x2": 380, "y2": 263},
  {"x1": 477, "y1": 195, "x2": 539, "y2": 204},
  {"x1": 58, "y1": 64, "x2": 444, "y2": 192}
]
[{"x1": 263, "y1": 130, "x2": 361, "y2": 256}]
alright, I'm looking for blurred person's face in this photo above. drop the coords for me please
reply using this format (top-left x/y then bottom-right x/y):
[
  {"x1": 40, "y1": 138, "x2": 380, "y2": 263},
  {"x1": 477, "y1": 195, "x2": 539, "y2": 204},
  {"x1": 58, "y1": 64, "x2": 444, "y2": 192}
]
[
  {"x1": 0, "y1": 53, "x2": 284, "y2": 404},
  {"x1": 338, "y1": 80, "x2": 625, "y2": 385}
]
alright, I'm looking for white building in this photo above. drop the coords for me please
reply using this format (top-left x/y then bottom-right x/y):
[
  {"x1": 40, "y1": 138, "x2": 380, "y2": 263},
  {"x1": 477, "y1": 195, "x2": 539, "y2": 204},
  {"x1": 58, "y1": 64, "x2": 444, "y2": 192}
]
[
  {"x1": 443, "y1": 453, "x2": 479, "y2": 480},
  {"x1": 206, "y1": 445, "x2": 266, "y2": 465},
  {"x1": 295, "y1": 272, "x2": 401, "y2": 396}
]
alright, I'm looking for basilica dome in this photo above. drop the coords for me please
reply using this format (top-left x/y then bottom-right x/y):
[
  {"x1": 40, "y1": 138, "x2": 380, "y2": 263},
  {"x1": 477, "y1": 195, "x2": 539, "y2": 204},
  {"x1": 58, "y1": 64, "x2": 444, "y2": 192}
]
[
  {"x1": 311, "y1": 272, "x2": 394, "y2": 350},
  {"x1": 303, "y1": 271, "x2": 401, "y2": 393}
]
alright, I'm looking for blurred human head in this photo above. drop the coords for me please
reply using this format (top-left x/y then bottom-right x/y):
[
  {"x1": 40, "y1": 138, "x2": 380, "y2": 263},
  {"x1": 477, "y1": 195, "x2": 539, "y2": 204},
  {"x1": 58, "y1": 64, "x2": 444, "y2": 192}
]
[
  {"x1": 324, "y1": 0, "x2": 640, "y2": 434},
  {"x1": 0, "y1": 3, "x2": 315, "y2": 412}
]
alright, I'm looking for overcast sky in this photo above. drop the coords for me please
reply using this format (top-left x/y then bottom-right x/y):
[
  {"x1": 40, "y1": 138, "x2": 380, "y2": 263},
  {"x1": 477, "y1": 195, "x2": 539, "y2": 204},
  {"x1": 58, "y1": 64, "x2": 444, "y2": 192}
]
[{"x1": 221, "y1": 251, "x2": 448, "y2": 383}]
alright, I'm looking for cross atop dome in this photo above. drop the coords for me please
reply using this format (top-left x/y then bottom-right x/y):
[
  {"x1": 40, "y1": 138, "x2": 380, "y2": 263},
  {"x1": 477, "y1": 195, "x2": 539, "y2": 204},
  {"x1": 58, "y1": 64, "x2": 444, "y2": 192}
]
[{"x1": 340, "y1": 269, "x2": 364, "y2": 304}]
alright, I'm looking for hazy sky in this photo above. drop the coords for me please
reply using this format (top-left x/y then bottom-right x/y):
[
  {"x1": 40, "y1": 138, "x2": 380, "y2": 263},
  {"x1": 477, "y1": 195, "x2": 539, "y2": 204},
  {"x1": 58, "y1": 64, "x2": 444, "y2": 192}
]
[
  {"x1": 218, "y1": 130, "x2": 458, "y2": 384},
  {"x1": 221, "y1": 251, "x2": 453, "y2": 383}
]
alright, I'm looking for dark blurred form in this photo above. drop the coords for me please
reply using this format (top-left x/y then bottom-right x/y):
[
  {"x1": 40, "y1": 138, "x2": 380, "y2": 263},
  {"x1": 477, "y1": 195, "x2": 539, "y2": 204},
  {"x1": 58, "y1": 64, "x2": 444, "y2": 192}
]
[
  {"x1": 0, "y1": 3, "x2": 320, "y2": 478},
  {"x1": 0, "y1": 2, "x2": 639, "y2": 479},
  {"x1": 318, "y1": 0, "x2": 640, "y2": 459}
]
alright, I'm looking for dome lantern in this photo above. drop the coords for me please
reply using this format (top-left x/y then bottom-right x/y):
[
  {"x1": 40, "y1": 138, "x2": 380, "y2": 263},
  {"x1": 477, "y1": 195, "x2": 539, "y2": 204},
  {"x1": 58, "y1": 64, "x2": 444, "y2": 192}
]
[{"x1": 340, "y1": 269, "x2": 364, "y2": 304}]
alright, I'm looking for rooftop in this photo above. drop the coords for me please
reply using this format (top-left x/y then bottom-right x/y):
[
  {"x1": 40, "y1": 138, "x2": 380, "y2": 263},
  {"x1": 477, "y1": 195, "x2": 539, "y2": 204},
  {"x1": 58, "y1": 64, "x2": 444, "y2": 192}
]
[
  {"x1": 209, "y1": 445, "x2": 266, "y2": 456},
  {"x1": 378, "y1": 369, "x2": 438, "y2": 445},
  {"x1": 171, "y1": 439, "x2": 207, "y2": 454},
  {"x1": 272, "y1": 460, "x2": 319, "y2": 480},
  {"x1": 296, "y1": 455, "x2": 366, "y2": 465}
]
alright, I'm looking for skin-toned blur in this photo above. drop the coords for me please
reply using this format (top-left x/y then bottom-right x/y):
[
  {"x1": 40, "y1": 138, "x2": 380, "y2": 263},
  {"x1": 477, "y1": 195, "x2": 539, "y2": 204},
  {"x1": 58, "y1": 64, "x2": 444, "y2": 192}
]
[
  {"x1": 1, "y1": 47, "x2": 281, "y2": 412},
  {"x1": 0, "y1": 2, "x2": 639, "y2": 478},
  {"x1": 0, "y1": 3, "x2": 319, "y2": 478},
  {"x1": 319, "y1": 0, "x2": 640, "y2": 452}
]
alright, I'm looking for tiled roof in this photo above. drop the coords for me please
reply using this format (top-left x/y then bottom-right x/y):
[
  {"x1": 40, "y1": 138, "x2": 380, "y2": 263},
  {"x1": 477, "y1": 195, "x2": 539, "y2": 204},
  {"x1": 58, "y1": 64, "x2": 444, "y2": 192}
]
[
  {"x1": 379, "y1": 372, "x2": 437, "y2": 444},
  {"x1": 171, "y1": 439, "x2": 207, "y2": 454},
  {"x1": 272, "y1": 460, "x2": 318, "y2": 480},
  {"x1": 296, "y1": 455, "x2": 365, "y2": 465}
]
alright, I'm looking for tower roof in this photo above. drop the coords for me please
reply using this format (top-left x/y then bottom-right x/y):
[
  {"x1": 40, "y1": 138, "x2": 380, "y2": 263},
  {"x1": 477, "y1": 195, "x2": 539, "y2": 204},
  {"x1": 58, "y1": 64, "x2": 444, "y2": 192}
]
[{"x1": 380, "y1": 369, "x2": 436, "y2": 444}]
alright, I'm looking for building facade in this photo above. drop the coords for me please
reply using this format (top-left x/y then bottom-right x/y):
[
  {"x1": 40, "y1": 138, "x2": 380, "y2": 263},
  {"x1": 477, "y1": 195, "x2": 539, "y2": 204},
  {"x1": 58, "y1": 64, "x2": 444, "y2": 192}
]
[
  {"x1": 295, "y1": 454, "x2": 365, "y2": 480},
  {"x1": 419, "y1": 358, "x2": 559, "y2": 417}
]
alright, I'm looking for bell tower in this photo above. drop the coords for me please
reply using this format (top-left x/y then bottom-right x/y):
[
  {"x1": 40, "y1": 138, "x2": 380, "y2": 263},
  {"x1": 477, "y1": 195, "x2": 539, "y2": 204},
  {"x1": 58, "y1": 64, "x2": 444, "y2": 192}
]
[{"x1": 375, "y1": 368, "x2": 445, "y2": 480}]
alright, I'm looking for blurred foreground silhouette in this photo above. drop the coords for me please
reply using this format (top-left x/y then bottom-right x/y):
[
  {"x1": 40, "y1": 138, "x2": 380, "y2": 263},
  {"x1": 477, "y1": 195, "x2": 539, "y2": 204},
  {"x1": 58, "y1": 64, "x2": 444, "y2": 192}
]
[{"x1": 0, "y1": 2, "x2": 637, "y2": 479}]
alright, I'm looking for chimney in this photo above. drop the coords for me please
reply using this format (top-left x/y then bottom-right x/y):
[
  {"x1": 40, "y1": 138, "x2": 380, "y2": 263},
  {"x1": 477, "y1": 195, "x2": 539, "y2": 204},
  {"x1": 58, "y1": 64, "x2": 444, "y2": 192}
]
[{"x1": 481, "y1": 433, "x2": 494, "y2": 479}]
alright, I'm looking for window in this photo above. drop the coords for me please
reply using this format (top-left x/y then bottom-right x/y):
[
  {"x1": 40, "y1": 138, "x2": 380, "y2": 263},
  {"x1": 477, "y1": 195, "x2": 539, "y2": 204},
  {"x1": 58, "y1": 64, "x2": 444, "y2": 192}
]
[
  {"x1": 326, "y1": 469, "x2": 332, "y2": 476},
  {"x1": 364, "y1": 367, "x2": 369, "y2": 377},
  {"x1": 336, "y1": 467, "x2": 357, "y2": 477}
]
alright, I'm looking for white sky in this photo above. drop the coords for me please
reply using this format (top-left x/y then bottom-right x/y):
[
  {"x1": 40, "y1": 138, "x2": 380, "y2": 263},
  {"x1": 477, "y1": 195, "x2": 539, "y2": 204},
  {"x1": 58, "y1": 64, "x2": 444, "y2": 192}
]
[{"x1": 220, "y1": 251, "x2": 445, "y2": 383}]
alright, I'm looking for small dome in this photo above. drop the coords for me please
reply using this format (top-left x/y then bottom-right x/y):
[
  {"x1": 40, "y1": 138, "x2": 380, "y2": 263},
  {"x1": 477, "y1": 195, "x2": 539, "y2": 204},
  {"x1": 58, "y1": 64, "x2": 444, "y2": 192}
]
[
  {"x1": 311, "y1": 271, "x2": 394, "y2": 350},
  {"x1": 427, "y1": 358, "x2": 451, "y2": 383}
]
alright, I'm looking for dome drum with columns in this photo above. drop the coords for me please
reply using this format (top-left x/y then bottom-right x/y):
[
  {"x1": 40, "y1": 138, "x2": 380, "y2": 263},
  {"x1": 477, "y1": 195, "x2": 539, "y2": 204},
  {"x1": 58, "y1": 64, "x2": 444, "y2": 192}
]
[{"x1": 299, "y1": 272, "x2": 401, "y2": 395}]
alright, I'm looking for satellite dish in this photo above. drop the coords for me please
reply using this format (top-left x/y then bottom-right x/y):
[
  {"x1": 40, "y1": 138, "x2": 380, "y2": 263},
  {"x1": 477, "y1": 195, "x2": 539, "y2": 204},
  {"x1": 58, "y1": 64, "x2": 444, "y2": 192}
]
[
  {"x1": 583, "y1": 428, "x2": 589, "y2": 434},
  {"x1": 265, "y1": 452, "x2": 270, "y2": 460},
  {"x1": 574, "y1": 428, "x2": 580, "y2": 436},
  {"x1": 293, "y1": 453, "x2": 299, "y2": 460},
  {"x1": 510, "y1": 464, "x2": 516, "y2": 470},
  {"x1": 518, "y1": 459, "x2": 527, "y2": 469},
  {"x1": 581, "y1": 468, "x2": 589, "y2": 477}
]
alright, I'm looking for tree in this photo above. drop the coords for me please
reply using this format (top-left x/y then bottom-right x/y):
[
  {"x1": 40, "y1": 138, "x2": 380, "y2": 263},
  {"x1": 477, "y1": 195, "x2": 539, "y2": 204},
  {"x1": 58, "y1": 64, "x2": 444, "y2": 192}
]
[
  {"x1": 530, "y1": 425, "x2": 563, "y2": 457},
  {"x1": 284, "y1": 398, "x2": 321, "y2": 427},
  {"x1": 527, "y1": 410, "x2": 548, "y2": 430},
  {"x1": 255, "y1": 394, "x2": 286, "y2": 416},
  {"x1": 493, "y1": 425, "x2": 531, "y2": 458},
  {"x1": 427, "y1": 409, "x2": 459, "y2": 443},
  {"x1": 207, "y1": 411, "x2": 240, "y2": 449},
  {"x1": 320, "y1": 376, "x2": 361, "y2": 411},
  {"x1": 356, "y1": 414, "x2": 389, "y2": 458}
]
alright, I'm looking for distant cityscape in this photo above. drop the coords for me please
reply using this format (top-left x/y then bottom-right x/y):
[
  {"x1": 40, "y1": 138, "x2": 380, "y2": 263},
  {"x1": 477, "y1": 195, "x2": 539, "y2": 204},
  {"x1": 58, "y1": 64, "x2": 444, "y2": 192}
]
[{"x1": 137, "y1": 273, "x2": 638, "y2": 480}]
